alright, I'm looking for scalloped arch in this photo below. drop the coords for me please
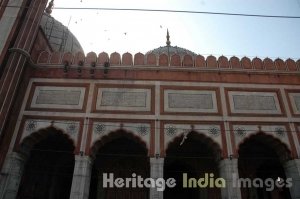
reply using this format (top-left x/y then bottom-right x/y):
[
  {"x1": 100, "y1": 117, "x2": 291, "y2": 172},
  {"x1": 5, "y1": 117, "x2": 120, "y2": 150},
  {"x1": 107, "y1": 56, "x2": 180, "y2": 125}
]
[
  {"x1": 90, "y1": 129, "x2": 148, "y2": 159},
  {"x1": 237, "y1": 131, "x2": 292, "y2": 163},
  {"x1": 165, "y1": 131, "x2": 223, "y2": 160},
  {"x1": 18, "y1": 126, "x2": 75, "y2": 158}
]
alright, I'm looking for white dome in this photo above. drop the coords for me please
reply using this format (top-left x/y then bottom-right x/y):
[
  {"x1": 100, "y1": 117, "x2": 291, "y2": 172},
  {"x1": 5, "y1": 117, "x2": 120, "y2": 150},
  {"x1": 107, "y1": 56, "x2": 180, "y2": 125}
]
[{"x1": 40, "y1": 13, "x2": 84, "y2": 53}]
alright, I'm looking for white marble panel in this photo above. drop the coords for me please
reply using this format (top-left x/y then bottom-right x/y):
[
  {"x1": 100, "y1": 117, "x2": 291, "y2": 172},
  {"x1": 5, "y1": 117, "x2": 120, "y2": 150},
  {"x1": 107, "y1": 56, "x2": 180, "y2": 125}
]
[
  {"x1": 31, "y1": 86, "x2": 86, "y2": 109},
  {"x1": 228, "y1": 91, "x2": 281, "y2": 114},
  {"x1": 164, "y1": 90, "x2": 218, "y2": 113},
  {"x1": 96, "y1": 88, "x2": 151, "y2": 111},
  {"x1": 288, "y1": 93, "x2": 300, "y2": 114}
]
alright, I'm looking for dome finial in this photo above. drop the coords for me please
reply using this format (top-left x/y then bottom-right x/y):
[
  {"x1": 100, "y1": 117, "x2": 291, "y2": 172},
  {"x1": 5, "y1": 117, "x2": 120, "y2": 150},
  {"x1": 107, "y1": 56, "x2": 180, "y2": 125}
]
[
  {"x1": 166, "y1": 29, "x2": 171, "y2": 46},
  {"x1": 45, "y1": 0, "x2": 54, "y2": 14}
]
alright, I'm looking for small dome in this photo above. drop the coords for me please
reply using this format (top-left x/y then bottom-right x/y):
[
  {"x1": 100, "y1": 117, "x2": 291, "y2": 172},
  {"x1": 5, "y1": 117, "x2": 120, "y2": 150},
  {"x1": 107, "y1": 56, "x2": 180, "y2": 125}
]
[
  {"x1": 146, "y1": 45, "x2": 196, "y2": 57},
  {"x1": 40, "y1": 13, "x2": 84, "y2": 53}
]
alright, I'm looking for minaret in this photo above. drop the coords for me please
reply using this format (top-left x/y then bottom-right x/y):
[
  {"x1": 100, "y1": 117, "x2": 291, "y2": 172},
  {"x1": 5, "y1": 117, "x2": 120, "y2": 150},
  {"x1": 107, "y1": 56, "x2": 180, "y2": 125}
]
[
  {"x1": 166, "y1": 29, "x2": 171, "y2": 46},
  {"x1": 166, "y1": 29, "x2": 171, "y2": 66}
]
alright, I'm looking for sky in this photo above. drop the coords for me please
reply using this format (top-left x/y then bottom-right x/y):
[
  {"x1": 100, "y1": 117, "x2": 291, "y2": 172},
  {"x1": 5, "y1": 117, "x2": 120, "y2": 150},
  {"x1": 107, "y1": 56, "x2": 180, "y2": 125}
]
[{"x1": 49, "y1": 0, "x2": 300, "y2": 60}]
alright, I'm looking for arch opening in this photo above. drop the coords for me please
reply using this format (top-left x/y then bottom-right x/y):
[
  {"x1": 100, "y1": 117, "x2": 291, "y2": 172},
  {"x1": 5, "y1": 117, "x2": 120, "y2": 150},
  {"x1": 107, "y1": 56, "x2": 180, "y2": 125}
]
[
  {"x1": 89, "y1": 130, "x2": 149, "y2": 199},
  {"x1": 164, "y1": 131, "x2": 222, "y2": 199},
  {"x1": 17, "y1": 127, "x2": 75, "y2": 199},
  {"x1": 238, "y1": 132, "x2": 292, "y2": 199}
]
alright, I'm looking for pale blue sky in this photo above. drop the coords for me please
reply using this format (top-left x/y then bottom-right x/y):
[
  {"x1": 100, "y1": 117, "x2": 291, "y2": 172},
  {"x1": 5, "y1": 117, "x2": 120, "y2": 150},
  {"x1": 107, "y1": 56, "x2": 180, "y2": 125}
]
[{"x1": 50, "y1": 0, "x2": 300, "y2": 60}]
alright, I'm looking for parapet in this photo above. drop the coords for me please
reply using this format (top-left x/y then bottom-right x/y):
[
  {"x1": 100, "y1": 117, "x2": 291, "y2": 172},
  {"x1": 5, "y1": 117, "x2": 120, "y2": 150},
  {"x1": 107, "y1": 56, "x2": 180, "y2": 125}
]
[{"x1": 36, "y1": 51, "x2": 300, "y2": 72}]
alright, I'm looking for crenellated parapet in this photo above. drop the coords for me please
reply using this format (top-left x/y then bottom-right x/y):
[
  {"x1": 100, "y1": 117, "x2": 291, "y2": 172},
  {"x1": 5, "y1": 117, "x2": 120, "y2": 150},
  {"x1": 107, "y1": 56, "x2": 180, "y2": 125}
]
[{"x1": 36, "y1": 51, "x2": 300, "y2": 72}]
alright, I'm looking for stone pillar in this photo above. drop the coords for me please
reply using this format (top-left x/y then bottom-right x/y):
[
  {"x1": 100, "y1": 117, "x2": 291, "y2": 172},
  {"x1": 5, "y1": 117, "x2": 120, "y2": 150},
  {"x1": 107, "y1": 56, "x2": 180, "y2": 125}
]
[
  {"x1": 69, "y1": 155, "x2": 92, "y2": 199},
  {"x1": 284, "y1": 159, "x2": 300, "y2": 199},
  {"x1": 0, "y1": 152, "x2": 25, "y2": 199},
  {"x1": 219, "y1": 158, "x2": 242, "y2": 199},
  {"x1": 150, "y1": 157, "x2": 164, "y2": 199}
]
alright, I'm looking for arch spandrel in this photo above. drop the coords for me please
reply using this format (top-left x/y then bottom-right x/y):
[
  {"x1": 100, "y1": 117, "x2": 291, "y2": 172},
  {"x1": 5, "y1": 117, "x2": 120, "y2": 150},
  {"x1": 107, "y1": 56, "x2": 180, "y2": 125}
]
[
  {"x1": 18, "y1": 119, "x2": 80, "y2": 153},
  {"x1": 163, "y1": 123, "x2": 224, "y2": 158},
  {"x1": 233, "y1": 124, "x2": 294, "y2": 160},
  {"x1": 90, "y1": 122, "x2": 151, "y2": 157}
]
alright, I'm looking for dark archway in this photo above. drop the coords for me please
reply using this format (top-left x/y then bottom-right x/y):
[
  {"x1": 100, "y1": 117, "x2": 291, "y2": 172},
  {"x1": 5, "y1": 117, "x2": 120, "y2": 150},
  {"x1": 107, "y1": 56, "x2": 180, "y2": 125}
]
[
  {"x1": 16, "y1": 127, "x2": 75, "y2": 199},
  {"x1": 89, "y1": 130, "x2": 149, "y2": 199},
  {"x1": 238, "y1": 132, "x2": 292, "y2": 199},
  {"x1": 164, "y1": 131, "x2": 222, "y2": 199}
]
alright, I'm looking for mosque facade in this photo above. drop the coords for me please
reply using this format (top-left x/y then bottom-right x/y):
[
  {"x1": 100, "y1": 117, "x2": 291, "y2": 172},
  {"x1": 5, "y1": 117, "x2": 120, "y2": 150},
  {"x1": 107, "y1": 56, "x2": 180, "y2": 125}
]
[{"x1": 0, "y1": 0, "x2": 300, "y2": 199}]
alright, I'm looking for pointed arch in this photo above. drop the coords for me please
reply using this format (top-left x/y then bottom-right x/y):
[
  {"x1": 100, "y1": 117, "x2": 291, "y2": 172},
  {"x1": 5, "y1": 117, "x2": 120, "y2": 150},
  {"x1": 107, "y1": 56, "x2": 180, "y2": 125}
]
[
  {"x1": 89, "y1": 129, "x2": 150, "y2": 199},
  {"x1": 18, "y1": 126, "x2": 75, "y2": 158},
  {"x1": 238, "y1": 131, "x2": 292, "y2": 163},
  {"x1": 164, "y1": 130, "x2": 222, "y2": 199},
  {"x1": 238, "y1": 131, "x2": 293, "y2": 199},
  {"x1": 165, "y1": 131, "x2": 222, "y2": 161},
  {"x1": 16, "y1": 127, "x2": 75, "y2": 199},
  {"x1": 90, "y1": 129, "x2": 148, "y2": 159}
]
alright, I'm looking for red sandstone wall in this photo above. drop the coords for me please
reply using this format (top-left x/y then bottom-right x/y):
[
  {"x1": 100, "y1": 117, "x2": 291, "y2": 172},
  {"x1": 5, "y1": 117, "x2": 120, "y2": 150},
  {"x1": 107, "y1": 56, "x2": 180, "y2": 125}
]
[{"x1": 36, "y1": 51, "x2": 300, "y2": 72}]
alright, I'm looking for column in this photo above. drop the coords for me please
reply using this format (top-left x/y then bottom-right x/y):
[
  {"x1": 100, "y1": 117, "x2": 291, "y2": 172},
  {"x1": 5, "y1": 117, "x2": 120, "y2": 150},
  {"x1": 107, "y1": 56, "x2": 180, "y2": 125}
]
[
  {"x1": 69, "y1": 155, "x2": 92, "y2": 199},
  {"x1": 0, "y1": 152, "x2": 25, "y2": 199},
  {"x1": 150, "y1": 157, "x2": 164, "y2": 199},
  {"x1": 219, "y1": 158, "x2": 242, "y2": 199},
  {"x1": 284, "y1": 159, "x2": 300, "y2": 199}
]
